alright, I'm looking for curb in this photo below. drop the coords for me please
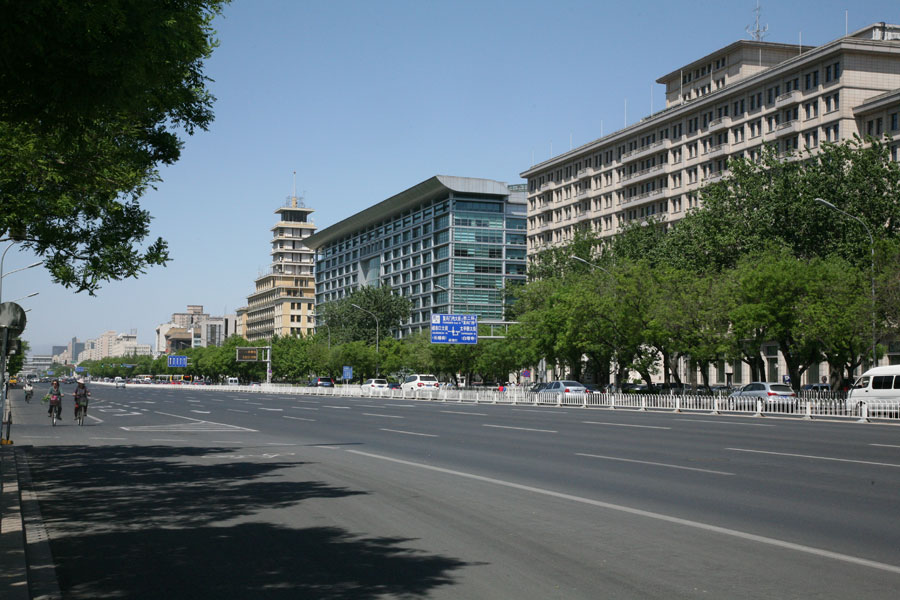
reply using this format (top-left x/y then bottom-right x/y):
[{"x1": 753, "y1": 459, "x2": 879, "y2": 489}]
[
  {"x1": 1, "y1": 446, "x2": 29, "y2": 600},
  {"x1": 16, "y1": 448, "x2": 61, "y2": 600}
]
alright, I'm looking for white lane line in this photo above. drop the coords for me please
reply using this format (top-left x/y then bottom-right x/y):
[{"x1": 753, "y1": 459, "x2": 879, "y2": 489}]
[
  {"x1": 380, "y1": 428, "x2": 437, "y2": 437},
  {"x1": 291, "y1": 406, "x2": 319, "y2": 411},
  {"x1": 483, "y1": 424, "x2": 557, "y2": 433},
  {"x1": 265, "y1": 442, "x2": 297, "y2": 446},
  {"x1": 246, "y1": 402, "x2": 263, "y2": 406},
  {"x1": 153, "y1": 411, "x2": 257, "y2": 432},
  {"x1": 87, "y1": 414, "x2": 104, "y2": 423},
  {"x1": 210, "y1": 440, "x2": 243, "y2": 444},
  {"x1": 346, "y1": 449, "x2": 900, "y2": 576},
  {"x1": 677, "y1": 418, "x2": 774, "y2": 427},
  {"x1": 512, "y1": 409, "x2": 568, "y2": 414},
  {"x1": 576, "y1": 453, "x2": 734, "y2": 476},
  {"x1": 583, "y1": 421, "x2": 671, "y2": 430},
  {"x1": 440, "y1": 410, "x2": 488, "y2": 416},
  {"x1": 362, "y1": 413, "x2": 404, "y2": 419},
  {"x1": 871, "y1": 443, "x2": 900, "y2": 449},
  {"x1": 727, "y1": 448, "x2": 900, "y2": 468},
  {"x1": 293, "y1": 399, "x2": 320, "y2": 404},
  {"x1": 91, "y1": 437, "x2": 127, "y2": 441},
  {"x1": 325, "y1": 405, "x2": 351, "y2": 410},
  {"x1": 283, "y1": 416, "x2": 315, "y2": 422},
  {"x1": 227, "y1": 409, "x2": 249, "y2": 413},
  {"x1": 20, "y1": 436, "x2": 59, "y2": 439},
  {"x1": 151, "y1": 439, "x2": 183, "y2": 442},
  {"x1": 191, "y1": 410, "x2": 211, "y2": 414},
  {"x1": 385, "y1": 403, "x2": 416, "y2": 408},
  {"x1": 259, "y1": 408, "x2": 283, "y2": 412}
]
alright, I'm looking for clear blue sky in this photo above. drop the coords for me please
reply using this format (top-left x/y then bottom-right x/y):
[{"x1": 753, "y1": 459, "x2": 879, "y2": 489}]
[{"x1": 10, "y1": 0, "x2": 899, "y2": 355}]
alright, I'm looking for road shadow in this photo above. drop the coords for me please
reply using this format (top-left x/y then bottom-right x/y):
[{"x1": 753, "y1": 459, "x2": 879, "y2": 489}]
[{"x1": 24, "y1": 445, "x2": 469, "y2": 598}]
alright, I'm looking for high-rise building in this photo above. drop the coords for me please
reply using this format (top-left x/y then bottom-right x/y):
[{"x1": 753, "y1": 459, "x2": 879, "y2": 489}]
[
  {"x1": 304, "y1": 175, "x2": 527, "y2": 337},
  {"x1": 239, "y1": 194, "x2": 317, "y2": 341},
  {"x1": 520, "y1": 22, "x2": 900, "y2": 253}
]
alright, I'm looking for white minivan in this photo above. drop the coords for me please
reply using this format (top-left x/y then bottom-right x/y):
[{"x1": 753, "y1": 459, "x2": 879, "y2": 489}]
[
  {"x1": 847, "y1": 366, "x2": 900, "y2": 417},
  {"x1": 226, "y1": 377, "x2": 240, "y2": 386}
]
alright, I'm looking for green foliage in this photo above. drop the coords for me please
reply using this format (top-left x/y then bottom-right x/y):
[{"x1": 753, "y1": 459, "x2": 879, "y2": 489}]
[
  {"x1": 0, "y1": 0, "x2": 228, "y2": 293},
  {"x1": 316, "y1": 285, "x2": 412, "y2": 346}
]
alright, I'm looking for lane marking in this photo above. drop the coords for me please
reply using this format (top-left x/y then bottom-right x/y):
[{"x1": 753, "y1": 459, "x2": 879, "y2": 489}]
[
  {"x1": 871, "y1": 443, "x2": 900, "y2": 449},
  {"x1": 191, "y1": 410, "x2": 211, "y2": 414},
  {"x1": 325, "y1": 405, "x2": 351, "y2": 410},
  {"x1": 91, "y1": 437, "x2": 127, "y2": 441},
  {"x1": 259, "y1": 408, "x2": 283, "y2": 412},
  {"x1": 385, "y1": 403, "x2": 416, "y2": 408},
  {"x1": 362, "y1": 413, "x2": 404, "y2": 419},
  {"x1": 583, "y1": 421, "x2": 671, "y2": 430},
  {"x1": 345, "y1": 449, "x2": 900, "y2": 575},
  {"x1": 150, "y1": 411, "x2": 257, "y2": 432},
  {"x1": 291, "y1": 406, "x2": 319, "y2": 411},
  {"x1": 483, "y1": 424, "x2": 557, "y2": 433},
  {"x1": 227, "y1": 409, "x2": 249, "y2": 413},
  {"x1": 512, "y1": 408, "x2": 568, "y2": 414},
  {"x1": 726, "y1": 448, "x2": 900, "y2": 468},
  {"x1": 246, "y1": 402, "x2": 263, "y2": 406},
  {"x1": 293, "y1": 399, "x2": 320, "y2": 404},
  {"x1": 87, "y1": 414, "x2": 104, "y2": 423},
  {"x1": 265, "y1": 442, "x2": 297, "y2": 446},
  {"x1": 283, "y1": 416, "x2": 315, "y2": 422},
  {"x1": 677, "y1": 418, "x2": 774, "y2": 427},
  {"x1": 150, "y1": 439, "x2": 183, "y2": 442},
  {"x1": 440, "y1": 410, "x2": 488, "y2": 416},
  {"x1": 576, "y1": 453, "x2": 734, "y2": 475},
  {"x1": 380, "y1": 428, "x2": 438, "y2": 437},
  {"x1": 210, "y1": 440, "x2": 243, "y2": 444}
]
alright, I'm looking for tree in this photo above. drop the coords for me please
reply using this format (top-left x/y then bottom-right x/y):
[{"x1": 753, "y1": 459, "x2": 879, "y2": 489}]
[
  {"x1": 0, "y1": 0, "x2": 228, "y2": 293},
  {"x1": 316, "y1": 285, "x2": 411, "y2": 346}
]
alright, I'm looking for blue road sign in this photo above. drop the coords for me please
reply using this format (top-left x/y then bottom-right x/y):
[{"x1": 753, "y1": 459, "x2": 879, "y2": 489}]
[
  {"x1": 167, "y1": 355, "x2": 188, "y2": 368},
  {"x1": 75, "y1": 366, "x2": 84, "y2": 373},
  {"x1": 342, "y1": 365, "x2": 353, "y2": 380},
  {"x1": 430, "y1": 314, "x2": 478, "y2": 344}
]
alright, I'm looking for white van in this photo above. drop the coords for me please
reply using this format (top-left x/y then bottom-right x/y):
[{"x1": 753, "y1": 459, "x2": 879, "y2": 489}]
[
  {"x1": 226, "y1": 377, "x2": 240, "y2": 386},
  {"x1": 847, "y1": 366, "x2": 900, "y2": 417}
]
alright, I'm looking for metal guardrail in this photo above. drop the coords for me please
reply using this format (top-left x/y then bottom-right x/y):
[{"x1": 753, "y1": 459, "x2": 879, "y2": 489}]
[{"x1": 111, "y1": 382, "x2": 898, "y2": 422}]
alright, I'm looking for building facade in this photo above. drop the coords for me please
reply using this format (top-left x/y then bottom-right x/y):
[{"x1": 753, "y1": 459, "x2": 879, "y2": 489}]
[
  {"x1": 240, "y1": 195, "x2": 317, "y2": 341},
  {"x1": 304, "y1": 176, "x2": 527, "y2": 337},
  {"x1": 520, "y1": 22, "x2": 900, "y2": 253},
  {"x1": 519, "y1": 22, "x2": 900, "y2": 387}
]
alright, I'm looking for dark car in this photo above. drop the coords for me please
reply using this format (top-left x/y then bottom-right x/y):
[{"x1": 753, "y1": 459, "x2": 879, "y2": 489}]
[
  {"x1": 314, "y1": 377, "x2": 335, "y2": 387},
  {"x1": 387, "y1": 382, "x2": 401, "y2": 390}
]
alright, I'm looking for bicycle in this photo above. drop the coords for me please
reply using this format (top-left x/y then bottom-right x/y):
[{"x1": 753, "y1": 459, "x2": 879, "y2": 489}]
[
  {"x1": 75, "y1": 401, "x2": 88, "y2": 426},
  {"x1": 45, "y1": 394, "x2": 62, "y2": 426}
]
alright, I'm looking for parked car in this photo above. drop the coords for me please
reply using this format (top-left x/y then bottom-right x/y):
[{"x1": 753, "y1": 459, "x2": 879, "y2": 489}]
[
  {"x1": 387, "y1": 382, "x2": 401, "y2": 390},
  {"x1": 801, "y1": 383, "x2": 831, "y2": 393},
  {"x1": 401, "y1": 374, "x2": 439, "y2": 391},
  {"x1": 529, "y1": 382, "x2": 549, "y2": 393},
  {"x1": 363, "y1": 378, "x2": 388, "y2": 389},
  {"x1": 728, "y1": 382, "x2": 797, "y2": 411},
  {"x1": 543, "y1": 380, "x2": 588, "y2": 397},
  {"x1": 846, "y1": 366, "x2": 900, "y2": 417},
  {"x1": 314, "y1": 377, "x2": 335, "y2": 387}
]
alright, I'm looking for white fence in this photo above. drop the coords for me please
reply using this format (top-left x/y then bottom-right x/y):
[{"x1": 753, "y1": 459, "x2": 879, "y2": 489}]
[{"x1": 117, "y1": 382, "x2": 899, "y2": 422}]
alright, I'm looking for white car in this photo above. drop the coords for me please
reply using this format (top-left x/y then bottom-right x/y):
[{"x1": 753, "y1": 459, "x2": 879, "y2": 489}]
[
  {"x1": 401, "y1": 374, "x2": 439, "y2": 391},
  {"x1": 847, "y1": 366, "x2": 900, "y2": 417},
  {"x1": 363, "y1": 378, "x2": 388, "y2": 389},
  {"x1": 114, "y1": 377, "x2": 126, "y2": 389}
]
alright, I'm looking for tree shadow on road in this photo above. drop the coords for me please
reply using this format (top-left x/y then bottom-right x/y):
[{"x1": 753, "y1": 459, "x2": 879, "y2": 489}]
[{"x1": 24, "y1": 445, "x2": 470, "y2": 598}]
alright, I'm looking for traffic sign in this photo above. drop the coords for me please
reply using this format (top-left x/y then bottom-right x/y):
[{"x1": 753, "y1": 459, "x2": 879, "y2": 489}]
[
  {"x1": 236, "y1": 347, "x2": 259, "y2": 362},
  {"x1": 75, "y1": 366, "x2": 84, "y2": 373},
  {"x1": 167, "y1": 355, "x2": 188, "y2": 368},
  {"x1": 342, "y1": 365, "x2": 353, "y2": 380},
  {"x1": 430, "y1": 314, "x2": 478, "y2": 344}
]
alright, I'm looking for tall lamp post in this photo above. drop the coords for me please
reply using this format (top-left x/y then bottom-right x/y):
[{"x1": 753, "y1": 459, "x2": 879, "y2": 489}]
[
  {"x1": 814, "y1": 198, "x2": 877, "y2": 368},
  {"x1": 351, "y1": 303, "x2": 379, "y2": 376},
  {"x1": 570, "y1": 255, "x2": 620, "y2": 390}
]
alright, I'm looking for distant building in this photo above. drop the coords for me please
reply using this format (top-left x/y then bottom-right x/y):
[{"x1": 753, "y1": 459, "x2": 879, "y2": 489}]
[
  {"x1": 154, "y1": 307, "x2": 237, "y2": 353},
  {"x1": 240, "y1": 194, "x2": 317, "y2": 341},
  {"x1": 171, "y1": 305, "x2": 209, "y2": 329},
  {"x1": 76, "y1": 331, "x2": 151, "y2": 362},
  {"x1": 304, "y1": 175, "x2": 527, "y2": 337}
]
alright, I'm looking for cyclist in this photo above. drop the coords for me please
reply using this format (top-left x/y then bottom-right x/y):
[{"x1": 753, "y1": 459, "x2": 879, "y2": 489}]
[
  {"x1": 46, "y1": 379, "x2": 63, "y2": 419},
  {"x1": 73, "y1": 379, "x2": 90, "y2": 419},
  {"x1": 23, "y1": 380, "x2": 34, "y2": 402}
]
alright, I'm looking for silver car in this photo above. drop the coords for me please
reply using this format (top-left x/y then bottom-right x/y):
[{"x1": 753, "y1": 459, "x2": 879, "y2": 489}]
[
  {"x1": 728, "y1": 382, "x2": 797, "y2": 412},
  {"x1": 543, "y1": 380, "x2": 588, "y2": 397}
]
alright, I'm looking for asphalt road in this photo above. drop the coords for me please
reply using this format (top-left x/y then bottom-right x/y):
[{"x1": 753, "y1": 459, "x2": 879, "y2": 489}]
[{"x1": 7, "y1": 384, "x2": 900, "y2": 599}]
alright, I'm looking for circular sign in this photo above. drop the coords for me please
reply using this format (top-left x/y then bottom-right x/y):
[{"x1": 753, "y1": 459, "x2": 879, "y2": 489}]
[{"x1": 0, "y1": 302, "x2": 27, "y2": 337}]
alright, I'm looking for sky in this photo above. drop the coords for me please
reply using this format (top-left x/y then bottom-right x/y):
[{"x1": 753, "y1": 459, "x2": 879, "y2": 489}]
[{"x1": 9, "y1": 0, "x2": 900, "y2": 355}]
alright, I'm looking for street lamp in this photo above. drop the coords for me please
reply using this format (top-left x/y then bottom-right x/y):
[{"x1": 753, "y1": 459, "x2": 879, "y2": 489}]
[
  {"x1": 1, "y1": 242, "x2": 42, "y2": 304},
  {"x1": 8, "y1": 292, "x2": 39, "y2": 304},
  {"x1": 570, "y1": 255, "x2": 619, "y2": 390},
  {"x1": 814, "y1": 197, "x2": 877, "y2": 368},
  {"x1": 351, "y1": 303, "x2": 380, "y2": 375}
]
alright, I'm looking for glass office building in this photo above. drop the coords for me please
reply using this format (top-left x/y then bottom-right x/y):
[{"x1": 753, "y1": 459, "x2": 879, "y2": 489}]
[{"x1": 304, "y1": 176, "x2": 527, "y2": 337}]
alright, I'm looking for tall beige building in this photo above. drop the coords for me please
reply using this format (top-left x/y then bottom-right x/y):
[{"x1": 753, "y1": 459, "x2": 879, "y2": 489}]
[
  {"x1": 521, "y1": 22, "x2": 900, "y2": 254},
  {"x1": 239, "y1": 195, "x2": 317, "y2": 341}
]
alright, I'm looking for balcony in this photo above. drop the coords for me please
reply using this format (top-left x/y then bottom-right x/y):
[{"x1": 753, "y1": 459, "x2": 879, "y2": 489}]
[
  {"x1": 775, "y1": 90, "x2": 802, "y2": 108},
  {"x1": 708, "y1": 116, "x2": 732, "y2": 131},
  {"x1": 621, "y1": 139, "x2": 671, "y2": 163},
  {"x1": 623, "y1": 187, "x2": 665, "y2": 205},
  {"x1": 621, "y1": 163, "x2": 665, "y2": 184},
  {"x1": 703, "y1": 143, "x2": 729, "y2": 158},
  {"x1": 776, "y1": 119, "x2": 801, "y2": 135}
]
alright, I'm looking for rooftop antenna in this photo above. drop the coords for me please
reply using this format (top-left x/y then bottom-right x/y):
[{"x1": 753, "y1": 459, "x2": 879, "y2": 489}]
[
  {"x1": 746, "y1": 1, "x2": 768, "y2": 41},
  {"x1": 291, "y1": 170, "x2": 297, "y2": 207}
]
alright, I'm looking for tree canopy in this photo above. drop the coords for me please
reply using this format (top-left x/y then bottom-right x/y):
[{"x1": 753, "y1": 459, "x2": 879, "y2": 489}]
[{"x1": 0, "y1": 0, "x2": 228, "y2": 293}]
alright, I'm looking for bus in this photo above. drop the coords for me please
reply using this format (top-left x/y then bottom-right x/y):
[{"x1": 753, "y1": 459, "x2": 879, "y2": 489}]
[{"x1": 155, "y1": 374, "x2": 193, "y2": 384}]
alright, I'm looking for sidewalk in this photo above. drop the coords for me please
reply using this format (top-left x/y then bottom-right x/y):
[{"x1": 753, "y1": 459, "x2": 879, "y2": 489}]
[{"x1": 0, "y1": 392, "x2": 61, "y2": 600}]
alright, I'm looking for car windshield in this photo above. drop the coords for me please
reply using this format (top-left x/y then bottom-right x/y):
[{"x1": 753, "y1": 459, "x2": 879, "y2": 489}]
[
  {"x1": 420, "y1": 375, "x2": 437, "y2": 382},
  {"x1": 374, "y1": 379, "x2": 387, "y2": 384},
  {"x1": 561, "y1": 381, "x2": 582, "y2": 387},
  {"x1": 769, "y1": 384, "x2": 793, "y2": 393}
]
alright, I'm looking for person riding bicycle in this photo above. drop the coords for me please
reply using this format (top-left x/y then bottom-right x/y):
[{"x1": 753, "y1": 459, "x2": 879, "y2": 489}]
[
  {"x1": 46, "y1": 379, "x2": 63, "y2": 418},
  {"x1": 73, "y1": 379, "x2": 90, "y2": 419},
  {"x1": 23, "y1": 380, "x2": 34, "y2": 402}
]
